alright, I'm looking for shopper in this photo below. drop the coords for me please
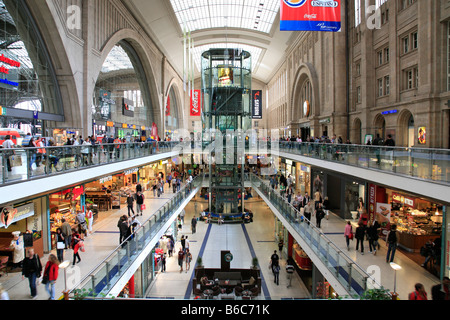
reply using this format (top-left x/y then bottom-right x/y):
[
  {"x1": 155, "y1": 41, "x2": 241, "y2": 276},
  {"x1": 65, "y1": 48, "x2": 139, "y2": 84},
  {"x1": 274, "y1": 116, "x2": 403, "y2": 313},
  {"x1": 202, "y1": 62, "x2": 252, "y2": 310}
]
[
  {"x1": 314, "y1": 188, "x2": 322, "y2": 210},
  {"x1": 270, "y1": 250, "x2": 279, "y2": 268},
  {"x1": 76, "y1": 211, "x2": 87, "y2": 238},
  {"x1": 177, "y1": 247, "x2": 185, "y2": 273},
  {"x1": 304, "y1": 200, "x2": 313, "y2": 225},
  {"x1": 355, "y1": 222, "x2": 366, "y2": 255},
  {"x1": 72, "y1": 238, "x2": 84, "y2": 265},
  {"x1": 167, "y1": 237, "x2": 174, "y2": 257},
  {"x1": 315, "y1": 203, "x2": 325, "y2": 228},
  {"x1": 408, "y1": 283, "x2": 428, "y2": 300},
  {"x1": 322, "y1": 196, "x2": 330, "y2": 220},
  {"x1": 344, "y1": 221, "x2": 353, "y2": 251},
  {"x1": 43, "y1": 254, "x2": 60, "y2": 300},
  {"x1": 386, "y1": 224, "x2": 398, "y2": 263},
  {"x1": 278, "y1": 239, "x2": 284, "y2": 256},
  {"x1": 126, "y1": 193, "x2": 135, "y2": 217},
  {"x1": 117, "y1": 215, "x2": 127, "y2": 245},
  {"x1": 60, "y1": 218, "x2": 72, "y2": 249},
  {"x1": 185, "y1": 248, "x2": 192, "y2": 272},
  {"x1": 431, "y1": 277, "x2": 450, "y2": 300},
  {"x1": 191, "y1": 215, "x2": 197, "y2": 234},
  {"x1": 161, "y1": 253, "x2": 166, "y2": 273},
  {"x1": 135, "y1": 191, "x2": 144, "y2": 216},
  {"x1": 272, "y1": 262, "x2": 280, "y2": 285},
  {"x1": 367, "y1": 219, "x2": 380, "y2": 255},
  {"x1": 55, "y1": 228, "x2": 65, "y2": 262},
  {"x1": 21, "y1": 248, "x2": 42, "y2": 299},
  {"x1": 71, "y1": 230, "x2": 83, "y2": 265},
  {"x1": 2, "y1": 135, "x2": 15, "y2": 172},
  {"x1": 86, "y1": 207, "x2": 94, "y2": 236}
]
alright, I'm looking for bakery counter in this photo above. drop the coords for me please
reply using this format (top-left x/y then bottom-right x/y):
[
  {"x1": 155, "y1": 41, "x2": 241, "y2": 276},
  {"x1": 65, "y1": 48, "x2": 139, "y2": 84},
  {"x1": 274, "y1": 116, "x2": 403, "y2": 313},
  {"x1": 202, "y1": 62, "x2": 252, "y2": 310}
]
[{"x1": 397, "y1": 232, "x2": 440, "y2": 253}]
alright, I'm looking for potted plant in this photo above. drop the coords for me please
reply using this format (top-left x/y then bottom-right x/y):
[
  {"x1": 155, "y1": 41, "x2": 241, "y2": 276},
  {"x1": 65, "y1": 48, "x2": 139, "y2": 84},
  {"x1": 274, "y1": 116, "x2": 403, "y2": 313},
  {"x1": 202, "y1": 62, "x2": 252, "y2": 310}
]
[
  {"x1": 196, "y1": 256, "x2": 203, "y2": 268},
  {"x1": 251, "y1": 256, "x2": 259, "y2": 270},
  {"x1": 360, "y1": 287, "x2": 392, "y2": 300}
]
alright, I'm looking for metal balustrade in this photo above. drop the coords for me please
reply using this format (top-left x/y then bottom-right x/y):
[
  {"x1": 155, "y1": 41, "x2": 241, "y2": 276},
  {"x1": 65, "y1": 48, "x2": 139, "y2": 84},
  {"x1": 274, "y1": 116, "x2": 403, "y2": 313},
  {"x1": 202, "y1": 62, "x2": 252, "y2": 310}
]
[
  {"x1": 67, "y1": 176, "x2": 202, "y2": 299},
  {"x1": 249, "y1": 174, "x2": 383, "y2": 298}
]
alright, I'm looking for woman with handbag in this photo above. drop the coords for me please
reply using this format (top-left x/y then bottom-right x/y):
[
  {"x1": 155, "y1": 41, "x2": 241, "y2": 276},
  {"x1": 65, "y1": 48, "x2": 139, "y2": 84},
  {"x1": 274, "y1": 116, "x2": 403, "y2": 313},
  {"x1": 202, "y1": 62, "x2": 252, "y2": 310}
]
[
  {"x1": 55, "y1": 228, "x2": 65, "y2": 262},
  {"x1": 21, "y1": 248, "x2": 42, "y2": 299},
  {"x1": 344, "y1": 221, "x2": 353, "y2": 251},
  {"x1": 43, "y1": 254, "x2": 60, "y2": 300}
]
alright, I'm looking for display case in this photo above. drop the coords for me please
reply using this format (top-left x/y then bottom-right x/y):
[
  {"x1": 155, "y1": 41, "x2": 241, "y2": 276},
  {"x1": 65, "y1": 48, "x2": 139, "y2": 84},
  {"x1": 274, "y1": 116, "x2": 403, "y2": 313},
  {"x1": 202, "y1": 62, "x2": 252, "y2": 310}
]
[
  {"x1": 392, "y1": 207, "x2": 442, "y2": 252},
  {"x1": 293, "y1": 243, "x2": 312, "y2": 270}
]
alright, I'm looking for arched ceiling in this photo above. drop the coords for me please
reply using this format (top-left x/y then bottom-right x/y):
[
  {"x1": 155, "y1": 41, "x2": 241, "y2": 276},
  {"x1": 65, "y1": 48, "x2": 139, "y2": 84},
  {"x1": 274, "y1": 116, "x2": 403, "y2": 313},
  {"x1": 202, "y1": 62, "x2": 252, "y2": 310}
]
[{"x1": 124, "y1": 0, "x2": 294, "y2": 83}]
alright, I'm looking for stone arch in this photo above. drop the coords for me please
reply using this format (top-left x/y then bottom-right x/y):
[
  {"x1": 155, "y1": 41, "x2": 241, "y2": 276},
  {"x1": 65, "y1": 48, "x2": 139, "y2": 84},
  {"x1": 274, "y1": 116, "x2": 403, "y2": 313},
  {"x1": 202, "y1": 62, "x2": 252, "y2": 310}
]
[
  {"x1": 94, "y1": 28, "x2": 163, "y2": 131},
  {"x1": 373, "y1": 113, "x2": 386, "y2": 139},
  {"x1": 351, "y1": 117, "x2": 362, "y2": 144},
  {"x1": 397, "y1": 109, "x2": 414, "y2": 147},
  {"x1": 164, "y1": 78, "x2": 185, "y2": 135},
  {"x1": 291, "y1": 63, "x2": 320, "y2": 121}
]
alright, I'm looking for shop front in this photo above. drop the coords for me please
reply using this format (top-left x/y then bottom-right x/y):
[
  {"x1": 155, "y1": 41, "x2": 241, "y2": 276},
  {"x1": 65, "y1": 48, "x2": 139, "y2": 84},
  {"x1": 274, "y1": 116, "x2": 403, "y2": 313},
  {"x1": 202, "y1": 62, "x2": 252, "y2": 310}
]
[
  {"x1": 368, "y1": 184, "x2": 446, "y2": 277},
  {"x1": 49, "y1": 186, "x2": 85, "y2": 250},
  {"x1": 295, "y1": 162, "x2": 311, "y2": 195},
  {"x1": 0, "y1": 197, "x2": 46, "y2": 260}
]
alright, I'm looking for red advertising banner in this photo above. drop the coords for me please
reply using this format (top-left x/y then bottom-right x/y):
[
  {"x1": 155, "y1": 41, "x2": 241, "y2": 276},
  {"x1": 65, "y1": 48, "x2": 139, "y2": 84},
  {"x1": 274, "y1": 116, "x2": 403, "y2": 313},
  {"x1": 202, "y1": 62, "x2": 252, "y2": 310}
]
[
  {"x1": 190, "y1": 89, "x2": 201, "y2": 116},
  {"x1": 280, "y1": 0, "x2": 341, "y2": 32},
  {"x1": 165, "y1": 96, "x2": 170, "y2": 116},
  {"x1": 368, "y1": 184, "x2": 376, "y2": 224}
]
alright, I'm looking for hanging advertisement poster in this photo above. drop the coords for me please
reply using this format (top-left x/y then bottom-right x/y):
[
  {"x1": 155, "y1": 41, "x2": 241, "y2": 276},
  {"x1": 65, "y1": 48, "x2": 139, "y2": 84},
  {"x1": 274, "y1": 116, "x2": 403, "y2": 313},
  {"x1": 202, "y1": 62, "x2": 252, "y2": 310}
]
[
  {"x1": 376, "y1": 203, "x2": 391, "y2": 236},
  {"x1": 418, "y1": 127, "x2": 426, "y2": 144},
  {"x1": 190, "y1": 89, "x2": 201, "y2": 116},
  {"x1": 252, "y1": 90, "x2": 262, "y2": 119},
  {"x1": 280, "y1": 0, "x2": 341, "y2": 32},
  {"x1": 165, "y1": 96, "x2": 171, "y2": 117}
]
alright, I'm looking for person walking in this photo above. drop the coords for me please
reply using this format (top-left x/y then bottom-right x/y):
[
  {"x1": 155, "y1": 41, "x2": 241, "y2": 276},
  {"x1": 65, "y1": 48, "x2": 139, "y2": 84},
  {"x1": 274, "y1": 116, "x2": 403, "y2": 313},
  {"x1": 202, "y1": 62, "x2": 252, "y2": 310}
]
[
  {"x1": 2, "y1": 135, "x2": 15, "y2": 172},
  {"x1": 86, "y1": 207, "x2": 94, "y2": 236},
  {"x1": 191, "y1": 215, "x2": 197, "y2": 234},
  {"x1": 270, "y1": 250, "x2": 279, "y2": 269},
  {"x1": 60, "y1": 218, "x2": 72, "y2": 249},
  {"x1": 272, "y1": 262, "x2": 280, "y2": 285},
  {"x1": 367, "y1": 219, "x2": 380, "y2": 255},
  {"x1": 126, "y1": 193, "x2": 135, "y2": 217},
  {"x1": 315, "y1": 203, "x2": 325, "y2": 228},
  {"x1": 185, "y1": 248, "x2": 192, "y2": 272},
  {"x1": 344, "y1": 221, "x2": 353, "y2": 251},
  {"x1": 55, "y1": 228, "x2": 65, "y2": 262},
  {"x1": 43, "y1": 254, "x2": 60, "y2": 300},
  {"x1": 304, "y1": 200, "x2": 313, "y2": 225},
  {"x1": 278, "y1": 239, "x2": 284, "y2": 257},
  {"x1": 168, "y1": 237, "x2": 174, "y2": 257},
  {"x1": 21, "y1": 248, "x2": 42, "y2": 299},
  {"x1": 177, "y1": 247, "x2": 185, "y2": 273},
  {"x1": 322, "y1": 196, "x2": 330, "y2": 220},
  {"x1": 180, "y1": 235, "x2": 186, "y2": 252},
  {"x1": 135, "y1": 191, "x2": 144, "y2": 216},
  {"x1": 71, "y1": 231, "x2": 83, "y2": 265},
  {"x1": 76, "y1": 211, "x2": 87, "y2": 238},
  {"x1": 355, "y1": 222, "x2": 366, "y2": 255},
  {"x1": 386, "y1": 224, "x2": 398, "y2": 263},
  {"x1": 161, "y1": 253, "x2": 166, "y2": 273},
  {"x1": 431, "y1": 277, "x2": 450, "y2": 300},
  {"x1": 408, "y1": 283, "x2": 428, "y2": 300}
]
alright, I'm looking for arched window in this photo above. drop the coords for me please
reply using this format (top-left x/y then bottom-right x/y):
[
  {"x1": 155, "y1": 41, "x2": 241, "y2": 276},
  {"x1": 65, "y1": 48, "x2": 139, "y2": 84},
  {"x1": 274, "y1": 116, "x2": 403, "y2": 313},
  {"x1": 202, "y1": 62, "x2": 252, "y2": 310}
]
[{"x1": 300, "y1": 79, "x2": 312, "y2": 118}]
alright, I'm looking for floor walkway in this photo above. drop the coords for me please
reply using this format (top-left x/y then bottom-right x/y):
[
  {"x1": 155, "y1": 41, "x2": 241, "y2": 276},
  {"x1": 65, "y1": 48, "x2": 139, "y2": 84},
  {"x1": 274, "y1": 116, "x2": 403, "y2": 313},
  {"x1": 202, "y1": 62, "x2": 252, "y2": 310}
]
[{"x1": 0, "y1": 182, "x2": 440, "y2": 300}]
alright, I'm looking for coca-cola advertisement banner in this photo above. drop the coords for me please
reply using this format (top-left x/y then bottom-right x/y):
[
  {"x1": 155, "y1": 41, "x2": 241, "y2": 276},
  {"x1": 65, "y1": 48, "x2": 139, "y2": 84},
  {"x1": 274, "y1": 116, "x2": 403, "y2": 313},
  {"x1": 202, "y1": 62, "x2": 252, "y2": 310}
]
[
  {"x1": 280, "y1": 0, "x2": 341, "y2": 32},
  {"x1": 190, "y1": 89, "x2": 201, "y2": 116}
]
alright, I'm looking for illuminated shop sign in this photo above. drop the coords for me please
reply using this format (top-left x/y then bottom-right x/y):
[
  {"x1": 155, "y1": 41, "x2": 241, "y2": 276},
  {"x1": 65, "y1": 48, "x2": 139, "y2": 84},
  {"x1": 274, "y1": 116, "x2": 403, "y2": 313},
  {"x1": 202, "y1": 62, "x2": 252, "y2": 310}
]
[
  {"x1": 0, "y1": 54, "x2": 21, "y2": 88},
  {"x1": 381, "y1": 110, "x2": 398, "y2": 115}
]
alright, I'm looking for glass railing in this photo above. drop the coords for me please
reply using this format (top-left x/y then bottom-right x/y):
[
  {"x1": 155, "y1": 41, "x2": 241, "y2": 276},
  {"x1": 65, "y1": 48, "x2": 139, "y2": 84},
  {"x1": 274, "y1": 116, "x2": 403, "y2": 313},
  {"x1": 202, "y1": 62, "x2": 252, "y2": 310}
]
[
  {"x1": 269, "y1": 141, "x2": 450, "y2": 184},
  {"x1": 250, "y1": 174, "x2": 382, "y2": 298},
  {"x1": 67, "y1": 176, "x2": 202, "y2": 299},
  {"x1": 0, "y1": 141, "x2": 181, "y2": 185}
]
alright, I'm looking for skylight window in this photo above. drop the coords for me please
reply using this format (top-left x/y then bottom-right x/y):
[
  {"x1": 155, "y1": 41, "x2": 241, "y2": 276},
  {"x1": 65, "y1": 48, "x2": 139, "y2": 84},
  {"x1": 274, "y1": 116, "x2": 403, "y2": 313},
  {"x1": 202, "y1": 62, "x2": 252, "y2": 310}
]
[
  {"x1": 101, "y1": 45, "x2": 134, "y2": 73},
  {"x1": 170, "y1": 0, "x2": 279, "y2": 34}
]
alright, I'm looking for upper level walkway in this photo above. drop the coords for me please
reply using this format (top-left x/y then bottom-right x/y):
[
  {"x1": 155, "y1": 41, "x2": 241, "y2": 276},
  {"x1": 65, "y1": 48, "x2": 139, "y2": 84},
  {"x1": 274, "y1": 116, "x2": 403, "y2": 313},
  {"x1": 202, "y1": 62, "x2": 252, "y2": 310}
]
[{"x1": 1, "y1": 140, "x2": 449, "y2": 205}]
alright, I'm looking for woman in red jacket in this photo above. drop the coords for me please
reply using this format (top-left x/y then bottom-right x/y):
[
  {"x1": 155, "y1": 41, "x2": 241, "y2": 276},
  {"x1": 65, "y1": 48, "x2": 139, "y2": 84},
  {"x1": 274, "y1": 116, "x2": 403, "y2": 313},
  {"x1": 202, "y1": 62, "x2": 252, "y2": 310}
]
[
  {"x1": 409, "y1": 283, "x2": 428, "y2": 300},
  {"x1": 44, "y1": 254, "x2": 60, "y2": 300}
]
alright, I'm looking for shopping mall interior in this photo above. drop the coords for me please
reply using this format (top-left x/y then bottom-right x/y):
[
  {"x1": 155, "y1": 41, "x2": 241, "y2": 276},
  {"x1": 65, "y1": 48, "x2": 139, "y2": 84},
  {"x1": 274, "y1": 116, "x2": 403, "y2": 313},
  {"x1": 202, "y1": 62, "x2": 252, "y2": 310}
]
[{"x1": 0, "y1": 0, "x2": 449, "y2": 309}]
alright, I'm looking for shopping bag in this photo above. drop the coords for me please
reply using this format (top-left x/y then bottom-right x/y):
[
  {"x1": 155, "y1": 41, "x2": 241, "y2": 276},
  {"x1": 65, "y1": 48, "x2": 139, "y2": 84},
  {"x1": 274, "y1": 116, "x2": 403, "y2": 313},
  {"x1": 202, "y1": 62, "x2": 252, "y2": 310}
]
[
  {"x1": 79, "y1": 241, "x2": 85, "y2": 252},
  {"x1": 348, "y1": 232, "x2": 354, "y2": 240},
  {"x1": 141, "y1": 204, "x2": 146, "y2": 210}
]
